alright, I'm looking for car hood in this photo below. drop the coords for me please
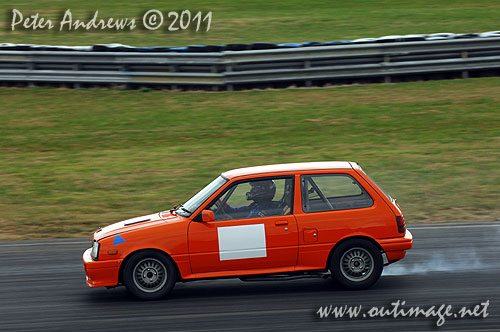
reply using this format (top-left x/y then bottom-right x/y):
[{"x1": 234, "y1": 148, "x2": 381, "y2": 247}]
[{"x1": 93, "y1": 211, "x2": 182, "y2": 241}]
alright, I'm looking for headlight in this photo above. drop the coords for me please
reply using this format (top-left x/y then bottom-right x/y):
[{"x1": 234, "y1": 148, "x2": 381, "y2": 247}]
[{"x1": 90, "y1": 241, "x2": 100, "y2": 261}]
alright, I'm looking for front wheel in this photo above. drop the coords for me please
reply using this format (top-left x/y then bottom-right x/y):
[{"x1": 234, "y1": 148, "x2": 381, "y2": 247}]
[
  {"x1": 123, "y1": 250, "x2": 177, "y2": 300},
  {"x1": 330, "y1": 239, "x2": 383, "y2": 290}
]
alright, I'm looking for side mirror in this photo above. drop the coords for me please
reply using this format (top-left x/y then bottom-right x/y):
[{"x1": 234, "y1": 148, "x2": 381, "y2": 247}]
[{"x1": 201, "y1": 210, "x2": 215, "y2": 222}]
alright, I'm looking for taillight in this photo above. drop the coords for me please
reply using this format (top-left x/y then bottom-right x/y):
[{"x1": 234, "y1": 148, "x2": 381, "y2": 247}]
[{"x1": 396, "y1": 215, "x2": 406, "y2": 233}]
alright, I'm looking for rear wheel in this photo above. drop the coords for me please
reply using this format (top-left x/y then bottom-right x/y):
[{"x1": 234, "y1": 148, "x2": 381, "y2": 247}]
[
  {"x1": 330, "y1": 239, "x2": 382, "y2": 289},
  {"x1": 123, "y1": 250, "x2": 176, "y2": 300}
]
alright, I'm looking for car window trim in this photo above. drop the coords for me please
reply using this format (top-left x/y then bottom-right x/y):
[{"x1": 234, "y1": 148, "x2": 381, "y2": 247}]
[
  {"x1": 200, "y1": 175, "x2": 295, "y2": 222},
  {"x1": 300, "y1": 173, "x2": 374, "y2": 213}
]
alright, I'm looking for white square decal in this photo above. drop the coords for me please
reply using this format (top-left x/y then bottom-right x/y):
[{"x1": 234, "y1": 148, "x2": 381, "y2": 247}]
[{"x1": 217, "y1": 224, "x2": 267, "y2": 261}]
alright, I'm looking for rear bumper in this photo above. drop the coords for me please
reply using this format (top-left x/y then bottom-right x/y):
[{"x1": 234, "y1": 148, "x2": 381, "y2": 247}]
[
  {"x1": 379, "y1": 230, "x2": 413, "y2": 263},
  {"x1": 82, "y1": 248, "x2": 121, "y2": 288},
  {"x1": 379, "y1": 229, "x2": 413, "y2": 251}
]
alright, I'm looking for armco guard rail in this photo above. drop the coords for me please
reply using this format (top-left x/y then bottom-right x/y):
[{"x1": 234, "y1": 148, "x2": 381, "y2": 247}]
[{"x1": 0, "y1": 37, "x2": 499, "y2": 90}]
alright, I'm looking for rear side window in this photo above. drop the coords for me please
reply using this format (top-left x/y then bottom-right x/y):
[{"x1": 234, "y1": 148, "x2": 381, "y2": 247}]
[{"x1": 301, "y1": 174, "x2": 373, "y2": 213}]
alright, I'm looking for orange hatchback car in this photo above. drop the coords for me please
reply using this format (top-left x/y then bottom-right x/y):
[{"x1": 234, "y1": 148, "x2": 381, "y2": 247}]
[{"x1": 83, "y1": 161, "x2": 413, "y2": 299}]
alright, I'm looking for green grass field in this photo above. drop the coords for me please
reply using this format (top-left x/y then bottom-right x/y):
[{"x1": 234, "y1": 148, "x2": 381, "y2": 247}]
[
  {"x1": 1, "y1": 78, "x2": 499, "y2": 239},
  {"x1": 1, "y1": 0, "x2": 499, "y2": 47},
  {"x1": 1, "y1": 1, "x2": 499, "y2": 239}
]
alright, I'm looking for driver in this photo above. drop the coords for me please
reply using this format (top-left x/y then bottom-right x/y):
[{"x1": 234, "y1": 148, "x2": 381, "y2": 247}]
[{"x1": 223, "y1": 180, "x2": 278, "y2": 219}]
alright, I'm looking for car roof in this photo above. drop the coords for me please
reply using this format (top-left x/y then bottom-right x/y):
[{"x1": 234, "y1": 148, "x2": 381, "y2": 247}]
[{"x1": 222, "y1": 161, "x2": 356, "y2": 179}]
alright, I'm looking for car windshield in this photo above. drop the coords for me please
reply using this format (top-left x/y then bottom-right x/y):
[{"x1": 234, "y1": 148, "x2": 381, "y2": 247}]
[{"x1": 176, "y1": 176, "x2": 228, "y2": 217}]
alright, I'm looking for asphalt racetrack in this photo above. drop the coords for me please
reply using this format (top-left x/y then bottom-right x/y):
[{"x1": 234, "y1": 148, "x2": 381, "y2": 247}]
[{"x1": 1, "y1": 222, "x2": 499, "y2": 332}]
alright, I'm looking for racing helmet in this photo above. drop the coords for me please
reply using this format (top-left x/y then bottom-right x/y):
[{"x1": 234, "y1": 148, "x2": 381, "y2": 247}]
[{"x1": 246, "y1": 180, "x2": 276, "y2": 202}]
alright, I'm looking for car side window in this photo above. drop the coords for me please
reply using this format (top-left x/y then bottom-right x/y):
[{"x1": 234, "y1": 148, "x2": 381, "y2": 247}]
[
  {"x1": 301, "y1": 174, "x2": 373, "y2": 213},
  {"x1": 207, "y1": 177, "x2": 293, "y2": 221}
]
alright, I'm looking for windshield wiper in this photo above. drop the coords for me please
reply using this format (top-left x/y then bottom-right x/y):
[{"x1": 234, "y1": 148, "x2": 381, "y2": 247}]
[
  {"x1": 171, "y1": 203, "x2": 191, "y2": 215},
  {"x1": 169, "y1": 203, "x2": 181, "y2": 214},
  {"x1": 179, "y1": 206, "x2": 192, "y2": 214},
  {"x1": 181, "y1": 206, "x2": 193, "y2": 214}
]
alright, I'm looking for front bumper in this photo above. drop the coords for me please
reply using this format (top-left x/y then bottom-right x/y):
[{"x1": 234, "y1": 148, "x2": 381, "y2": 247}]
[{"x1": 82, "y1": 248, "x2": 121, "y2": 287}]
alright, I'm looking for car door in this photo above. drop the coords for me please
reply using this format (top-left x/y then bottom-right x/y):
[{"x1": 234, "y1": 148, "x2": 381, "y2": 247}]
[{"x1": 188, "y1": 176, "x2": 298, "y2": 274}]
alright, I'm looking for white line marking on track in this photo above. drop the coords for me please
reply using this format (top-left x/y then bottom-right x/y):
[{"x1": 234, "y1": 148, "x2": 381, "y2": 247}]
[
  {"x1": 409, "y1": 223, "x2": 500, "y2": 230},
  {"x1": 0, "y1": 241, "x2": 88, "y2": 247},
  {"x1": 1, "y1": 223, "x2": 499, "y2": 247}
]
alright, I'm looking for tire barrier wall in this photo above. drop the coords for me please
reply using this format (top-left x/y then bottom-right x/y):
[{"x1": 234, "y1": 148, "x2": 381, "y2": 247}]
[{"x1": 0, "y1": 32, "x2": 499, "y2": 90}]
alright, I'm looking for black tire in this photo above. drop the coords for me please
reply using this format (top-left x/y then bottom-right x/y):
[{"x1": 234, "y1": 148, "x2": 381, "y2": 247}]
[
  {"x1": 123, "y1": 250, "x2": 177, "y2": 300},
  {"x1": 330, "y1": 239, "x2": 383, "y2": 290}
]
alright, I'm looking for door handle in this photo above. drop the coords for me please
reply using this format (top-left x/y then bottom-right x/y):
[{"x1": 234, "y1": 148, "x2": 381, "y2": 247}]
[{"x1": 275, "y1": 220, "x2": 288, "y2": 226}]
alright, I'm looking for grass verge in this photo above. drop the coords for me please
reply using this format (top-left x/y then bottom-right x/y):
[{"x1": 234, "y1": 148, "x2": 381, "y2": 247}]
[{"x1": 0, "y1": 77, "x2": 499, "y2": 239}]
